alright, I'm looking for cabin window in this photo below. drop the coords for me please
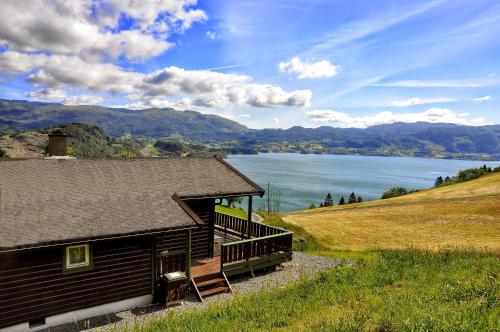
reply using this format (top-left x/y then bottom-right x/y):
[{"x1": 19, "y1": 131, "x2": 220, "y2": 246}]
[{"x1": 64, "y1": 244, "x2": 92, "y2": 272}]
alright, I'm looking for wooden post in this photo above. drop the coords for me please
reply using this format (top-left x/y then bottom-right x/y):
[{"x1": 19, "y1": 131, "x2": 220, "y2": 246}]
[
  {"x1": 247, "y1": 195, "x2": 253, "y2": 239},
  {"x1": 247, "y1": 195, "x2": 252, "y2": 261},
  {"x1": 186, "y1": 229, "x2": 192, "y2": 281}
]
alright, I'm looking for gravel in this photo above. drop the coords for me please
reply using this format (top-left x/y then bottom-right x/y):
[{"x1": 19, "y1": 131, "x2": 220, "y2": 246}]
[{"x1": 44, "y1": 252, "x2": 347, "y2": 332}]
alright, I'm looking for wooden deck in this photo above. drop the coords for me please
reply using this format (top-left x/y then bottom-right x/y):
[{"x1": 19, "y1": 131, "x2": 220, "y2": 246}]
[{"x1": 191, "y1": 256, "x2": 221, "y2": 278}]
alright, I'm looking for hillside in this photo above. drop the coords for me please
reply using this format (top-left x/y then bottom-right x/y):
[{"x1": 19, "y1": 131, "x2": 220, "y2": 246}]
[
  {"x1": 1, "y1": 98, "x2": 499, "y2": 160},
  {"x1": 0, "y1": 99, "x2": 248, "y2": 142},
  {"x1": 283, "y1": 173, "x2": 500, "y2": 251}
]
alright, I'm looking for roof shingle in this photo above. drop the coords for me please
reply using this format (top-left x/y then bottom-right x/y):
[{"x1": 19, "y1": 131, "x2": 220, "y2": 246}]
[{"x1": 0, "y1": 157, "x2": 263, "y2": 251}]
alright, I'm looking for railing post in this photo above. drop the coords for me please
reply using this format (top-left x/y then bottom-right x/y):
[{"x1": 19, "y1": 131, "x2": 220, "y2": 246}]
[
  {"x1": 247, "y1": 195, "x2": 252, "y2": 239},
  {"x1": 220, "y1": 244, "x2": 225, "y2": 272}
]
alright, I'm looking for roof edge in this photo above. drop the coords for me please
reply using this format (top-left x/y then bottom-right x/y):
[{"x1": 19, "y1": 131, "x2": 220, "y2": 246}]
[
  {"x1": 0, "y1": 225, "x2": 193, "y2": 253},
  {"x1": 214, "y1": 155, "x2": 265, "y2": 197},
  {"x1": 172, "y1": 193, "x2": 205, "y2": 225}
]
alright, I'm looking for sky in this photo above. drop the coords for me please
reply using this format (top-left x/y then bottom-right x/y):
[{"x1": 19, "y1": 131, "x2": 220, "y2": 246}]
[{"x1": 0, "y1": 0, "x2": 499, "y2": 129}]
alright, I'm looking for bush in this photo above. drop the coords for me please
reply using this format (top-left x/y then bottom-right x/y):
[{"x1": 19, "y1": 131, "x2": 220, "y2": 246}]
[
  {"x1": 436, "y1": 165, "x2": 496, "y2": 187},
  {"x1": 382, "y1": 187, "x2": 408, "y2": 199},
  {"x1": 0, "y1": 147, "x2": 6, "y2": 158}
]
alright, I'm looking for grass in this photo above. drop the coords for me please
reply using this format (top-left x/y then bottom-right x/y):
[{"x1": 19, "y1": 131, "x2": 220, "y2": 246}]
[
  {"x1": 215, "y1": 205, "x2": 248, "y2": 219},
  {"x1": 283, "y1": 173, "x2": 500, "y2": 251},
  {"x1": 125, "y1": 175, "x2": 500, "y2": 331},
  {"x1": 124, "y1": 249, "x2": 499, "y2": 332}
]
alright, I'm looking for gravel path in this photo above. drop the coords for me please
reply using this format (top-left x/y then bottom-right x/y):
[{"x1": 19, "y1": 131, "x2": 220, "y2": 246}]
[{"x1": 45, "y1": 252, "x2": 347, "y2": 332}]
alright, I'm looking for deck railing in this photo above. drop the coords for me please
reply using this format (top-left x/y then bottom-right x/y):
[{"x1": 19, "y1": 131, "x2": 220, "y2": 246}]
[{"x1": 214, "y1": 212, "x2": 293, "y2": 266}]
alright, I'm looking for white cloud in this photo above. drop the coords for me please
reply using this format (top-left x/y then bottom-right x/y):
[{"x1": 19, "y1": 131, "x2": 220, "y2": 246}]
[
  {"x1": 376, "y1": 78, "x2": 500, "y2": 88},
  {"x1": 141, "y1": 66, "x2": 311, "y2": 108},
  {"x1": 28, "y1": 88, "x2": 104, "y2": 105},
  {"x1": 0, "y1": 51, "x2": 48, "y2": 75},
  {"x1": 25, "y1": 54, "x2": 142, "y2": 94},
  {"x1": 306, "y1": 108, "x2": 486, "y2": 128},
  {"x1": 474, "y1": 95, "x2": 492, "y2": 102},
  {"x1": 279, "y1": 57, "x2": 340, "y2": 79},
  {"x1": 206, "y1": 31, "x2": 217, "y2": 40},
  {"x1": 0, "y1": 1, "x2": 310, "y2": 111},
  {"x1": 391, "y1": 97, "x2": 455, "y2": 107},
  {"x1": 0, "y1": 0, "x2": 204, "y2": 61},
  {"x1": 16, "y1": 56, "x2": 311, "y2": 109}
]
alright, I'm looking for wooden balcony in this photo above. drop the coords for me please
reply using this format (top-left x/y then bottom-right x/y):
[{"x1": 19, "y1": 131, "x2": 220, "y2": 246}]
[{"x1": 214, "y1": 212, "x2": 293, "y2": 277}]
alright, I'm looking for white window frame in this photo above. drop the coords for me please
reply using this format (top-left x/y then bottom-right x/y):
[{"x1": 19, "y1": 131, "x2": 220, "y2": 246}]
[{"x1": 65, "y1": 244, "x2": 90, "y2": 269}]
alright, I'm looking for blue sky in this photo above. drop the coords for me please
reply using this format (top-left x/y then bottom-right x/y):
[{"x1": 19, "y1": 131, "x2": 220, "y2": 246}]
[{"x1": 0, "y1": 0, "x2": 499, "y2": 129}]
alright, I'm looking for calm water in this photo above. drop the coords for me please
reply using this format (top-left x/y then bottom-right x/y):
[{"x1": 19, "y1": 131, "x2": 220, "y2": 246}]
[{"x1": 226, "y1": 153, "x2": 500, "y2": 212}]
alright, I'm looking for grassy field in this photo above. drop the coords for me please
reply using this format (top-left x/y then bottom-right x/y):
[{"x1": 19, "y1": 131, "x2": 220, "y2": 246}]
[
  {"x1": 127, "y1": 249, "x2": 499, "y2": 332},
  {"x1": 283, "y1": 173, "x2": 500, "y2": 251},
  {"x1": 215, "y1": 205, "x2": 248, "y2": 219},
  {"x1": 131, "y1": 175, "x2": 499, "y2": 331}
]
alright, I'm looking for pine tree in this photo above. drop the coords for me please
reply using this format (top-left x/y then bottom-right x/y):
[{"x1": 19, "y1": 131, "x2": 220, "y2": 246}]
[
  {"x1": 338, "y1": 196, "x2": 345, "y2": 205},
  {"x1": 319, "y1": 202, "x2": 324, "y2": 208},
  {"x1": 348, "y1": 192, "x2": 357, "y2": 204},
  {"x1": 308, "y1": 203, "x2": 317, "y2": 209},
  {"x1": 357, "y1": 196, "x2": 363, "y2": 203},
  {"x1": 324, "y1": 193, "x2": 334, "y2": 207},
  {"x1": 435, "y1": 176, "x2": 443, "y2": 187}
]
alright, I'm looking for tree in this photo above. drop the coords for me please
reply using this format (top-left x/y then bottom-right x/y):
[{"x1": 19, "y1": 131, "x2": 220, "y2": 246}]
[
  {"x1": 324, "y1": 193, "x2": 334, "y2": 207},
  {"x1": 308, "y1": 203, "x2": 317, "y2": 209},
  {"x1": 226, "y1": 197, "x2": 243, "y2": 208},
  {"x1": 319, "y1": 202, "x2": 324, "y2": 208},
  {"x1": 434, "y1": 176, "x2": 443, "y2": 187},
  {"x1": 261, "y1": 182, "x2": 282, "y2": 214},
  {"x1": 381, "y1": 187, "x2": 408, "y2": 199},
  {"x1": 348, "y1": 192, "x2": 357, "y2": 204},
  {"x1": 357, "y1": 196, "x2": 363, "y2": 203},
  {"x1": 338, "y1": 196, "x2": 345, "y2": 205}
]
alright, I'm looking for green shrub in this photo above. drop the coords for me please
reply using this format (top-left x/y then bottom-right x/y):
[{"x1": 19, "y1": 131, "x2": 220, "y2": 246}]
[
  {"x1": 381, "y1": 187, "x2": 408, "y2": 199},
  {"x1": 0, "y1": 147, "x2": 6, "y2": 158}
]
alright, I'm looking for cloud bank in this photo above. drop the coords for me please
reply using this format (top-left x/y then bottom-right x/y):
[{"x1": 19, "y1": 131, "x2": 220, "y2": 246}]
[
  {"x1": 306, "y1": 108, "x2": 486, "y2": 128},
  {"x1": 0, "y1": 0, "x2": 310, "y2": 110},
  {"x1": 391, "y1": 97, "x2": 455, "y2": 107}
]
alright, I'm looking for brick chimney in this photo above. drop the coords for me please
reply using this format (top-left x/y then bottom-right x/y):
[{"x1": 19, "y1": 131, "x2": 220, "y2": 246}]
[{"x1": 47, "y1": 130, "x2": 68, "y2": 156}]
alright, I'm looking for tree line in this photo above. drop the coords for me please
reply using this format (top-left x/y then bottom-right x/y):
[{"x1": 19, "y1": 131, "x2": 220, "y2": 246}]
[
  {"x1": 381, "y1": 164, "x2": 499, "y2": 200},
  {"x1": 434, "y1": 164, "x2": 499, "y2": 187},
  {"x1": 310, "y1": 192, "x2": 363, "y2": 209}
]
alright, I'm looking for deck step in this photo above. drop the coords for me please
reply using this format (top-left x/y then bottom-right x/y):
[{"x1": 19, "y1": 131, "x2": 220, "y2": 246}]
[
  {"x1": 199, "y1": 286, "x2": 228, "y2": 297},
  {"x1": 191, "y1": 272, "x2": 232, "y2": 302},
  {"x1": 192, "y1": 273, "x2": 221, "y2": 283},
  {"x1": 194, "y1": 277, "x2": 225, "y2": 288}
]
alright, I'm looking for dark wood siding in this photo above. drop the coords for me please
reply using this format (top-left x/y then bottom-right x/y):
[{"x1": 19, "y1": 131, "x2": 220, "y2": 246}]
[
  {"x1": 0, "y1": 237, "x2": 153, "y2": 329},
  {"x1": 185, "y1": 198, "x2": 215, "y2": 260},
  {"x1": 155, "y1": 229, "x2": 188, "y2": 275}
]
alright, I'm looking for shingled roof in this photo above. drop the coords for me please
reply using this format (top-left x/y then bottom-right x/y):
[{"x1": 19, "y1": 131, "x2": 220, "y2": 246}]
[{"x1": 0, "y1": 157, "x2": 264, "y2": 251}]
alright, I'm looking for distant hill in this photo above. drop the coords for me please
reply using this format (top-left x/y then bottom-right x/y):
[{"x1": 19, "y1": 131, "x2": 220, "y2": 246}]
[
  {"x1": 284, "y1": 172, "x2": 500, "y2": 251},
  {"x1": 0, "y1": 99, "x2": 248, "y2": 141},
  {"x1": 1, "y1": 99, "x2": 499, "y2": 160}
]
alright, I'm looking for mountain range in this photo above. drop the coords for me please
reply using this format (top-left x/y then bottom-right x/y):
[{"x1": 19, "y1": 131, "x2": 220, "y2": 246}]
[{"x1": 1, "y1": 98, "x2": 499, "y2": 160}]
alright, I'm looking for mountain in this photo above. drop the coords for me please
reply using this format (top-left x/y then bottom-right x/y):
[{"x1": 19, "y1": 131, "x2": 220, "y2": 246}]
[
  {"x1": 0, "y1": 99, "x2": 248, "y2": 141},
  {"x1": 1, "y1": 99, "x2": 499, "y2": 160}
]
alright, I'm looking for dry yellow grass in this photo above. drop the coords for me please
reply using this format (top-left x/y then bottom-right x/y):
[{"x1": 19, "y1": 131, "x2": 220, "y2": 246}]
[{"x1": 283, "y1": 173, "x2": 500, "y2": 251}]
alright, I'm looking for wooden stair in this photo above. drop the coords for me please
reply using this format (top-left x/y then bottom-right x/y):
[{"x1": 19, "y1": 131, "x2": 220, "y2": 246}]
[{"x1": 191, "y1": 272, "x2": 232, "y2": 302}]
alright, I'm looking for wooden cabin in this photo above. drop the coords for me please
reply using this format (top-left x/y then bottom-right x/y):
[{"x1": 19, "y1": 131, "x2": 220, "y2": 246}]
[{"x1": 0, "y1": 144, "x2": 293, "y2": 331}]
